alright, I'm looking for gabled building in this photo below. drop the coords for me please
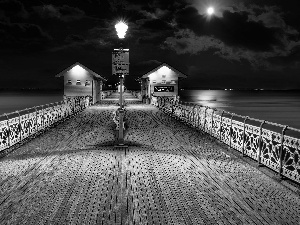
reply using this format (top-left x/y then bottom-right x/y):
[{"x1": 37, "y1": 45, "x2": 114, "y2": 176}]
[
  {"x1": 139, "y1": 62, "x2": 187, "y2": 97},
  {"x1": 55, "y1": 62, "x2": 107, "y2": 104}
]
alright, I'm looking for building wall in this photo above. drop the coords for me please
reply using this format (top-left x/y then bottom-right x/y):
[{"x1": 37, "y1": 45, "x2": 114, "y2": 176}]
[
  {"x1": 63, "y1": 68, "x2": 94, "y2": 99},
  {"x1": 94, "y1": 80, "x2": 102, "y2": 103},
  {"x1": 146, "y1": 66, "x2": 179, "y2": 97}
]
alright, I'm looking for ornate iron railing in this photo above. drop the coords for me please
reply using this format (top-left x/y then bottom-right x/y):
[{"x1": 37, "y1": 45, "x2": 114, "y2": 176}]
[
  {"x1": 0, "y1": 96, "x2": 87, "y2": 153},
  {"x1": 153, "y1": 96, "x2": 300, "y2": 184}
]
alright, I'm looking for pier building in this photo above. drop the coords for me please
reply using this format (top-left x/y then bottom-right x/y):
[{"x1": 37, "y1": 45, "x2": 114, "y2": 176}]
[
  {"x1": 139, "y1": 63, "x2": 187, "y2": 98},
  {"x1": 56, "y1": 62, "x2": 107, "y2": 104}
]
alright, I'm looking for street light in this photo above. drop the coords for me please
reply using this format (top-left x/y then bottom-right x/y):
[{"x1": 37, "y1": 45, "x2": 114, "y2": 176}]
[
  {"x1": 114, "y1": 21, "x2": 129, "y2": 146},
  {"x1": 115, "y1": 21, "x2": 128, "y2": 39}
]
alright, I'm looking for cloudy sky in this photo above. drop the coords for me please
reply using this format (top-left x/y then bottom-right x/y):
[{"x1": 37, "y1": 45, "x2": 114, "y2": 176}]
[{"x1": 0, "y1": 0, "x2": 299, "y2": 90}]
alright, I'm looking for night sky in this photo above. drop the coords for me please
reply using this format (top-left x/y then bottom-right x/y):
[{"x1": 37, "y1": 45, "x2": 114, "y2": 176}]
[{"x1": 0, "y1": 0, "x2": 300, "y2": 90}]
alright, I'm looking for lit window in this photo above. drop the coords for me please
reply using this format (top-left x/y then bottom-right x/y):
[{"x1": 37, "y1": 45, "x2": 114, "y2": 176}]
[
  {"x1": 85, "y1": 80, "x2": 91, "y2": 86},
  {"x1": 161, "y1": 80, "x2": 166, "y2": 84},
  {"x1": 67, "y1": 80, "x2": 72, "y2": 85},
  {"x1": 76, "y1": 80, "x2": 81, "y2": 85}
]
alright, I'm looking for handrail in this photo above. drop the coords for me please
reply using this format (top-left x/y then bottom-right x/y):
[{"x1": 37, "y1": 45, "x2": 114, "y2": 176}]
[
  {"x1": 0, "y1": 96, "x2": 87, "y2": 153},
  {"x1": 153, "y1": 96, "x2": 300, "y2": 184}
]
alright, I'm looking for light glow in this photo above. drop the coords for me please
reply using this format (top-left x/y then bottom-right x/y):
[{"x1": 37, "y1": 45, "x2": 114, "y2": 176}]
[
  {"x1": 70, "y1": 65, "x2": 86, "y2": 76},
  {"x1": 115, "y1": 21, "x2": 128, "y2": 39},
  {"x1": 207, "y1": 7, "x2": 214, "y2": 15}
]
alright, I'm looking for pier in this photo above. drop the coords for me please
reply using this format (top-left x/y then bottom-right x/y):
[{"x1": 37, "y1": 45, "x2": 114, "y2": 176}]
[{"x1": 1, "y1": 92, "x2": 300, "y2": 224}]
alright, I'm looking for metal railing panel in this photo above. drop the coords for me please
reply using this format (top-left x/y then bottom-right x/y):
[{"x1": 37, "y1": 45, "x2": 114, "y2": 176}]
[{"x1": 152, "y1": 96, "x2": 300, "y2": 184}]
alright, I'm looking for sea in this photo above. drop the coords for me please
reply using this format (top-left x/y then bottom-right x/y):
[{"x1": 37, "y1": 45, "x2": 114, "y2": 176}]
[{"x1": 1, "y1": 90, "x2": 300, "y2": 132}]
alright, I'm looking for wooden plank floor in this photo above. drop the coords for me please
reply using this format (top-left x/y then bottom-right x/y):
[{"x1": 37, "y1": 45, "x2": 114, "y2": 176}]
[{"x1": 1, "y1": 98, "x2": 300, "y2": 224}]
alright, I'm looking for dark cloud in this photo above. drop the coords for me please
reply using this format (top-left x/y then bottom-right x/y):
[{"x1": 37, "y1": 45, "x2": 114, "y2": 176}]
[
  {"x1": 33, "y1": 4, "x2": 85, "y2": 22},
  {"x1": 137, "y1": 59, "x2": 162, "y2": 66},
  {"x1": 137, "y1": 19, "x2": 173, "y2": 31},
  {"x1": 0, "y1": 0, "x2": 28, "y2": 20},
  {"x1": 0, "y1": 21, "x2": 51, "y2": 42},
  {"x1": 175, "y1": 6, "x2": 282, "y2": 52},
  {"x1": 0, "y1": 20, "x2": 52, "y2": 53},
  {"x1": 65, "y1": 34, "x2": 85, "y2": 43}
]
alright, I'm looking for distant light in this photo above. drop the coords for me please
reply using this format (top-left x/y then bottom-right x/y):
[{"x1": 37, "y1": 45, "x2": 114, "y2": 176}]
[
  {"x1": 115, "y1": 21, "x2": 128, "y2": 39},
  {"x1": 207, "y1": 7, "x2": 214, "y2": 15}
]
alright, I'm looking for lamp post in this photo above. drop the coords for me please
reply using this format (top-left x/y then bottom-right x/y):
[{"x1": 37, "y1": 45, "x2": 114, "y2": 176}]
[{"x1": 114, "y1": 21, "x2": 128, "y2": 145}]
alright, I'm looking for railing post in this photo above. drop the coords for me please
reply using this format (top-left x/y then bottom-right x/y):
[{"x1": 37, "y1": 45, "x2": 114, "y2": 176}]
[
  {"x1": 4, "y1": 114, "x2": 11, "y2": 148},
  {"x1": 188, "y1": 103, "x2": 191, "y2": 126},
  {"x1": 192, "y1": 105, "x2": 195, "y2": 127},
  {"x1": 171, "y1": 99, "x2": 175, "y2": 116},
  {"x1": 278, "y1": 125, "x2": 288, "y2": 179},
  {"x1": 219, "y1": 111, "x2": 224, "y2": 141},
  {"x1": 35, "y1": 107, "x2": 38, "y2": 133},
  {"x1": 42, "y1": 105, "x2": 45, "y2": 129},
  {"x1": 203, "y1": 107, "x2": 208, "y2": 132},
  {"x1": 196, "y1": 106, "x2": 199, "y2": 128},
  {"x1": 257, "y1": 120, "x2": 265, "y2": 166},
  {"x1": 229, "y1": 114, "x2": 234, "y2": 148},
  {"x1": 17, "y1": 111, "x2": 22, "y2": 142},
  {"x1": 27, "y1": 109, "x2": 31, "y2": 136},
  {"x1": 242, "y1": 116, "x2": 249, "y2": 157},
  {"x1": 210, "y1": 109, "x2": 215, "y2": 136}
]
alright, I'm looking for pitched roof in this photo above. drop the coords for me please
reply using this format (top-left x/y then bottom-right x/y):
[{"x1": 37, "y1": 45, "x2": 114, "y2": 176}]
[
  {"x1": 141, "y1": 62, "x2": 187, "y2": 79},
  {"x1": 55, "y1": 62, "x2": 107, "y2": 81}
]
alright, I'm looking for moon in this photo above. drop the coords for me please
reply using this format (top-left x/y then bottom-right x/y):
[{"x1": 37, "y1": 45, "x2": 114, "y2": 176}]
[{"x1": 207, "y1": 7, "x2": 215, "y2": 15}]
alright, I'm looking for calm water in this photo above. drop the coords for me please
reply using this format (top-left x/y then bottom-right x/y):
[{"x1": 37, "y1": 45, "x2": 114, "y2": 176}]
[
  {"x1": 0, "y1": 91, "x2": 63, "y2": 116},
  {"x1": 1, "y1": 90, "x2": 300, "y2": 130},
  {"x1": 180, "y1": 90, "x2": 300, "y2": 130}
]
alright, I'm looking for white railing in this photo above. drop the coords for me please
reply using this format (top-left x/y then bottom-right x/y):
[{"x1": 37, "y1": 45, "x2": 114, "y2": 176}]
[
  {"x1": 0, "y1": 96, "x2": 87, "y2": 153},
  {"x1": 153, "y1": 96, "x2": 300, "y2": 184}
]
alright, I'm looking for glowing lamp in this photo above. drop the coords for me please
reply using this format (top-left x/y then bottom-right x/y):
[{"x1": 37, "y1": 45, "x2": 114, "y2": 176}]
[
  {"x1": 115, "y1": 21, "x2": 128, "y2": 39},
  {"x1": 207, "y1": 7, "x2": 214, "y2": 15},
  {"x1": 70, "y1": 65, "x2": 86, "y2": 76}
]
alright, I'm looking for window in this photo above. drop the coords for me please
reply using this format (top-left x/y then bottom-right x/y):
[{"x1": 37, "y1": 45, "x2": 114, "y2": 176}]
[
  {"x1": 76, "y1": 80, "x2": 81, "y2": 85},
  {"x1": 162, "y1": 75, "x2": 166, "y2": 78},
  {"x1": 170, "y1": 80, "x2": 176, "y2": 84},
  {"x1": 161, "y1": 80, "x2": 166, "y2": 84},
  {"x1": 85, "y1": 80, "x2": 91, "y2": 86},
  {"x1": 66, "y1": 80, "x2": 72, "y2": 85},
  {"x1": 152, "y1": 80, "x2": 156, "y2": 84},
  {"x1": 154, "y1": 86, "x2": 174, "y2": 92}
]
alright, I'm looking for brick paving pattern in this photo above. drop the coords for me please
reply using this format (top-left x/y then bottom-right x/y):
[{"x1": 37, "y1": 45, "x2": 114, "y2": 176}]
[{"x1": 0, "y1": 92, "x2": 300, "y2": 224}]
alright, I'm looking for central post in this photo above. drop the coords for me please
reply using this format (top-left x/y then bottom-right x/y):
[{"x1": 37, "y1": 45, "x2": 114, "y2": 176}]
[
  {"x1": 113, "y1": 21, "x2": 129, "y2": 147},
  {"x1": 118, "y1": 75, "x2": 124, "y2": 143}
]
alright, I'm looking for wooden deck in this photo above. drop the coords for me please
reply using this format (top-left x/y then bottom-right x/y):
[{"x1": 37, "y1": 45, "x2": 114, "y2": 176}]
[{"x1": 1, "y1": 92, "x2": 300, "y2": 224}]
